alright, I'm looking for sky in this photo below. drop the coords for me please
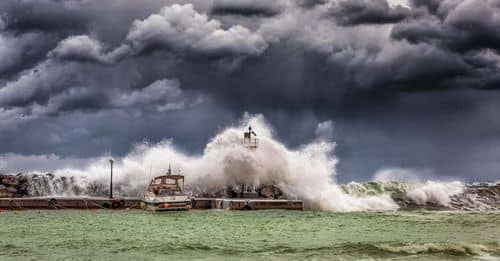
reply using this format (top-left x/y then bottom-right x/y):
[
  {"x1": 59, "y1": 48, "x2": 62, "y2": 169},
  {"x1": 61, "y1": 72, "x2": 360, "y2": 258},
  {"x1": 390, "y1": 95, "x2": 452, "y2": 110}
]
[{"x1": 1, "y1": 0, "x2": 500, "y2": 182}]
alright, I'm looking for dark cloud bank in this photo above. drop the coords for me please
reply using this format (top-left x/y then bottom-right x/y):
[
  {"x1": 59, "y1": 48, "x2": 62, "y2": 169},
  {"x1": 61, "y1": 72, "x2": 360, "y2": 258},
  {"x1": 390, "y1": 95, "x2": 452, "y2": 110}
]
[{"x1": 1, "y1": 0, "x2": 500, "y2": 182}]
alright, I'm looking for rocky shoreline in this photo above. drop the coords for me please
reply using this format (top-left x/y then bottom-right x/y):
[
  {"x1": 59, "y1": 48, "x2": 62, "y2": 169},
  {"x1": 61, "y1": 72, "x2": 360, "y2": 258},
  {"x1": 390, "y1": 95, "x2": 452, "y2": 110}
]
[
  {"x1": 0, "y1": 173, "x2": 286, "y2": 199},
  {"x1": 0, "y1": 174, "x2": 30, "y2": 197},
  {"x1": 0, "y1": 173, "x2": 106, "y2": 198}
]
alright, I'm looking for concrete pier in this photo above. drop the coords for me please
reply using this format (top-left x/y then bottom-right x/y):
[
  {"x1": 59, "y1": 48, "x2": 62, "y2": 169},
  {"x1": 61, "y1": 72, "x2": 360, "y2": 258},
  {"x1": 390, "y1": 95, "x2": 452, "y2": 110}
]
[
  {"x1": 192, "y1": 198, "x2": 303, "y2": 210},
  {"x1": 0, "y1": 197, "x2": 141, "y2": 210},
  {"x1": 0, "y1": 197, "x2": 303, "y2": 210}
]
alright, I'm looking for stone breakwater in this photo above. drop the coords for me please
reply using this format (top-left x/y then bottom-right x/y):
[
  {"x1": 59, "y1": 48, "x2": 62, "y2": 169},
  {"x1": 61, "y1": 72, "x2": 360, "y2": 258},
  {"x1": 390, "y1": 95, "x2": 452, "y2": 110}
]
[
  {"x1": 0, "y1": 174, "x2": 29, "y2": 197},
  {"x1": 0, "y1": 173, "x2": 286, "y2": 199},
  {"x1": 1, "y1": 173, "x2": 499, "y2": 211},
  {"x1": 0, "y1": 173, "x2": 107, "y2": 198}
]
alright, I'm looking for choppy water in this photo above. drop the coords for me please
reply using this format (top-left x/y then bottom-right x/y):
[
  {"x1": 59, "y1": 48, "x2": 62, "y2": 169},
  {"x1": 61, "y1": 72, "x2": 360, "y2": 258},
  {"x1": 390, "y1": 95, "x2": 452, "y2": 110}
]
[{"x1": 0, "y1": 210, "x2": 498, "y2": 260}]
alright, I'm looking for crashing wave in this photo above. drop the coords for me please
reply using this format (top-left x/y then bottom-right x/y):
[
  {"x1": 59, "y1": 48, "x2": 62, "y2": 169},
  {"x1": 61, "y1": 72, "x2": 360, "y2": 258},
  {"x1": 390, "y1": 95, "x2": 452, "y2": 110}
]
[
  {"x1": 1, "y1": 172, "x2": 499, "y2": 211},
  {"x1": 1, "y1": 114, "x2": 499, "y2": 211},
  {"x1": 341, "y1": 181, "x2": 500, "y2": 210},
  {"x1": 373, "y1": 242, "x2": 490, "y2": 256}
]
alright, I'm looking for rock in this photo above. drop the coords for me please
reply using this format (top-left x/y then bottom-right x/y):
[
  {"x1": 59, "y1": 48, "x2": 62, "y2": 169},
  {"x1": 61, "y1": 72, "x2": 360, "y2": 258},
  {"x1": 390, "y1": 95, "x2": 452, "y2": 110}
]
[
  {"x1": 0, "y1": 173, "x2": 32, "y2": 197},
  {"x1": 224, "y1": 187, "x2": 238, "y2": 198},
  {"x1": 257, "y1": 185, "x2": 283, "y2": 199},
  {"x1": 0, "y1": 174, "x2": 19, "y2": 186},
  {"x1": 0, "y1": 189, "x2": 15, "y2": 198}
]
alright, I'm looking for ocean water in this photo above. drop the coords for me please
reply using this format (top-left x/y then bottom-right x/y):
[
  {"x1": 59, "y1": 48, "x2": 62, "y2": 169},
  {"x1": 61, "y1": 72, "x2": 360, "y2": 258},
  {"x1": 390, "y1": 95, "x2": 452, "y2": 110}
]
[{"x1": 0, "y1": 210, "x2": 498, "y2": 260}]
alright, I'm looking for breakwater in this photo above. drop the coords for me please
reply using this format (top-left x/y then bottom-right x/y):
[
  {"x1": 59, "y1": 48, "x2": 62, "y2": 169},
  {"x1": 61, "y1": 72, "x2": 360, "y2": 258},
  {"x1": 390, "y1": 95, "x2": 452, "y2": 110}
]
[
  {"x1": 0, "y1": 197, "x2": 303, "y2": 211},
  {"x1": 1, "y1": 173, "x2": 499, "y2": 211}
]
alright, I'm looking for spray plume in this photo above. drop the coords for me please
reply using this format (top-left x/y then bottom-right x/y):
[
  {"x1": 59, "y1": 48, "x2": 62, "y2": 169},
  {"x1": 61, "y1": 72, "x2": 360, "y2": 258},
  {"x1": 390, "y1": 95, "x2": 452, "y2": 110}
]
[{"x1": 46, "y1": 114, "x2": 399, "y2": 211}]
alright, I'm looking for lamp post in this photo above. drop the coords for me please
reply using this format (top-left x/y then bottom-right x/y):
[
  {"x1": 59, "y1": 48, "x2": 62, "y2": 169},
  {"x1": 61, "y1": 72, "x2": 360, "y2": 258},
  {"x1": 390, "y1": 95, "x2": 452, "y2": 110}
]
[{"x1": 109, "y1": 159, "x2": 114, "y2": 199}]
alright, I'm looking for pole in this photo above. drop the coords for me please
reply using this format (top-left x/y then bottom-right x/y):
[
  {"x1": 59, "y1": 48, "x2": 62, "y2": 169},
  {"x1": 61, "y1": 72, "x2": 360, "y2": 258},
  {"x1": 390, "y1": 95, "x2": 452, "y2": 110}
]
[{"x1": 109, "y1": 159, "x2": 114, "y2": 198}]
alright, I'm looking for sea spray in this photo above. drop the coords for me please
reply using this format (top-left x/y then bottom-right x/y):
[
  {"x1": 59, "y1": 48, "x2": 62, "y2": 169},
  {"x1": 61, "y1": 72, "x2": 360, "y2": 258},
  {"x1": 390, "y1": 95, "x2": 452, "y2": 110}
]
[
  {"x1": 2, "y1": 114, "x2": 486, "y2": 211},
  {"x1": 373, "y1": 167, "x2": 467, "y2": 207},
  {"x1": 406, "y1": 181, "x2": 465, "y2": 206},
  {"x1": 42, "y1": 114, "x2": 398, "y2": 211}
]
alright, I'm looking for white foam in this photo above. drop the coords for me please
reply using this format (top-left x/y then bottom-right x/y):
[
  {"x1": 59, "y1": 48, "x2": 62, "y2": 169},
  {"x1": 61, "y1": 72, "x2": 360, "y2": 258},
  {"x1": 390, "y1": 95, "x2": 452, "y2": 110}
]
[
  {"x1": 407, "y1": 181, "x2": 465, "y2": 206},
  {"x1": 51, "y1": 114, "x2": 399, "y2": 211}
]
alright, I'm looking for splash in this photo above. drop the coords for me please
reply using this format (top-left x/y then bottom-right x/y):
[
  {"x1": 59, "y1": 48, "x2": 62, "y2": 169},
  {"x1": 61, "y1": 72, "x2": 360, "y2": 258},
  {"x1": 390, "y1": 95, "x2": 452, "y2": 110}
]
[
  {"x1": 406, "y1": 181, "x2": 465, "y2": 206},
  {"x1": 371, "y1": 167, "x2": 467, "y2": 207},
  {"x1": 40, "y1": 114, "x2": 397, "y2": 211},
  {"x1": 3, "y1": 114, "x2": 478, "y2": 211},
  {"x1": 340, "y1": 181, "x2": 486, "y2": 209}
]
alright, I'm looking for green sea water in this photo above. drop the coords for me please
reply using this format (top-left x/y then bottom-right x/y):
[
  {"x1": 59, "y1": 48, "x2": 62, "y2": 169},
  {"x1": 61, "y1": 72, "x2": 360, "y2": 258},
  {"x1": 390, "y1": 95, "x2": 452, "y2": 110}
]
[{"x1": 0, "y1": 210, "x2": 499, "y2": 260}]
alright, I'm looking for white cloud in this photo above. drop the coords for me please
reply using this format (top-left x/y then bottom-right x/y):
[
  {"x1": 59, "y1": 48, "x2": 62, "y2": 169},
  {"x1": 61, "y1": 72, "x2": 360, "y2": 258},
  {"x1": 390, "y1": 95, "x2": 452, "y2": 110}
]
[
  {"x1": 124, "y1": 4, "x2": 268, "y2": 56},
  {"x1": 49, "y1": 35, "x2": 111, "y2": 64},
  {"x1": 387, "y1": 0, "x2": 409, "y2": 8}
]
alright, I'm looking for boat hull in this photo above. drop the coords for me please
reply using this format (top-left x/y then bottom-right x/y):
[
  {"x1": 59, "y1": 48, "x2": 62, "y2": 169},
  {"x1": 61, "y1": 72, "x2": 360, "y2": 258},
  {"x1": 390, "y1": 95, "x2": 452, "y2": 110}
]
[{"x1": 142, "y1": 200, "x2": 191, "y2": 211}]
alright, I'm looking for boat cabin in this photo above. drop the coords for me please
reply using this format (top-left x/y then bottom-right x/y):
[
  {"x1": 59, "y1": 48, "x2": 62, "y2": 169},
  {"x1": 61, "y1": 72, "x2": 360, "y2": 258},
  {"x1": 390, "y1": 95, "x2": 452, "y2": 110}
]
[{"x1": 147, "y1": 172, "x2": 185, "y2": 196}]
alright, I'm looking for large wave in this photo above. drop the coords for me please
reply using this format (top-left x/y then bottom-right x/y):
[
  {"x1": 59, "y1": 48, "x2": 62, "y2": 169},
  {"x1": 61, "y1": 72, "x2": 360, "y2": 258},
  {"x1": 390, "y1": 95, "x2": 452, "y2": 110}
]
[
  {"x1": 3, "y1": 114, "x2": 493, "y2": 211},
  {"x1": 36, "y1": 114, "x2": 397, "y2": 211}
]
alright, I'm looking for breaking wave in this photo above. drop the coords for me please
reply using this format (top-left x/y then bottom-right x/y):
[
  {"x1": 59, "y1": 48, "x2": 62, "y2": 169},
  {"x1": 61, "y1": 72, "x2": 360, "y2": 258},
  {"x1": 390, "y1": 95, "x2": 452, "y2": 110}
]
[
  {"x1": 341, "y1": 181, "x2": 500, "y2": 210},
  {"x1": 1, "y1": 114, "x2": 498, "y2": 211},
  {"x1": 374, "y1": 242, "x2": 487, "y2": 256},
  {"x1": 255, "y1": 242, "x2": 499, "y2": 258},
  {"x1": 44, "y1": 114, "x2": 400, "y2": 211}
]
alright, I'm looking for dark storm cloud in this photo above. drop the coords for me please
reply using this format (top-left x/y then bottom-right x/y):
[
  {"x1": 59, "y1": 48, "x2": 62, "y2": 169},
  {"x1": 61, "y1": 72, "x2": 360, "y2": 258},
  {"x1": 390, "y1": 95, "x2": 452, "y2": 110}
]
[
  {"x1": 0, "y1": 0, "x2": 88, "y2": 34},
  {"x1": 1, "y1": 0, "x2": 500, "y2": 181},
  {"x1": 211, "y1": 0, "x2": 283, "y2": 17},
  {"x1": 0, "y1": 61, "x2": 80, "y2": 107},
  {"x1": 0, "y1": 32, "x2": 54, "y2": 76},
  {"x1": 393, "y1": 0, "x2": 500, "y2": 52},
  {"x1": 295, "y1": 0, "x2": 328, "y2": 9},
  {"x1": 346, "y1": 42, "x2": 470, "y2": 90},
  {"x1": 330, "y1": 0, "x2": 411, "y2": 26}
]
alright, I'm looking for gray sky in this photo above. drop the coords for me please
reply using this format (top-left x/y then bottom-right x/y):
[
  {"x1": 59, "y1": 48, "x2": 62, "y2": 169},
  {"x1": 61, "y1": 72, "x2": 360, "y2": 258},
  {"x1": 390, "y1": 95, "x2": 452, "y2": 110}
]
[{"x1": 1, "y1": 0, "x2": 500, "y2": 182}]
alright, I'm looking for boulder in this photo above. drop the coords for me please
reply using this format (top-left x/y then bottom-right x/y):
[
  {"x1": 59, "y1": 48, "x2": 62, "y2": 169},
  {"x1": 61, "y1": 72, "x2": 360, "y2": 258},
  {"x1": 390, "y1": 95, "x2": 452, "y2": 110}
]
[
  {"x1": 0, "y1": 189, "x2": 15, "y2": 198},
  {"x1": 257, "y1": 185, "x2": 283, "y2": 199},
  {"x1": 0, "y1": 174, "x2": 19, "y2": 186},
  {"x1": 0, "y1": 173, "x2": 32, "y2": 197},
  {"x1": 6, "y1": 186, "x2": 17, "y2": 193}
]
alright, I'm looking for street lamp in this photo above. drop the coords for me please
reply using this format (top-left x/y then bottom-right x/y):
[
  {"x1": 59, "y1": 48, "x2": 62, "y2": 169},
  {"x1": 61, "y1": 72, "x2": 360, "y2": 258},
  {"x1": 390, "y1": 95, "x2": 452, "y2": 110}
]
[{"x1": 109, "y1": 159, "x2": 114, "y2": 199}]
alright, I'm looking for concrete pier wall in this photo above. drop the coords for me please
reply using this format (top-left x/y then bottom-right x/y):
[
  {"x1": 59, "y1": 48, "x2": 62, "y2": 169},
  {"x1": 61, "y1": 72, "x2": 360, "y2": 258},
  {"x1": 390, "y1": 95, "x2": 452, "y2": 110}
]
[
  {"x1": 0, "y1": 197, "x2": 303, "y2": 210},
  {"x1": 212, "y1": 199, "x2": 303, "y2": 210},
  {"x1": 0, "y1": 197, "x2": 141, "y2": 210}
]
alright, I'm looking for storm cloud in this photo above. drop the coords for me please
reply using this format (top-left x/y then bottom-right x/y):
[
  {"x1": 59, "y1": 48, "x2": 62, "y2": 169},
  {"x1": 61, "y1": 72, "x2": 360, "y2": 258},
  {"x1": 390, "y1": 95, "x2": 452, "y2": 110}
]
[
  {"x1": 329, "y1": 0, "x2": 411, "y2": 26},
  {"x1": 1, "y1": 0, "x2": 500, "y2": 182},
  {"x1": 211, "y1": 0, "x2": 284, "y2": 17}
]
